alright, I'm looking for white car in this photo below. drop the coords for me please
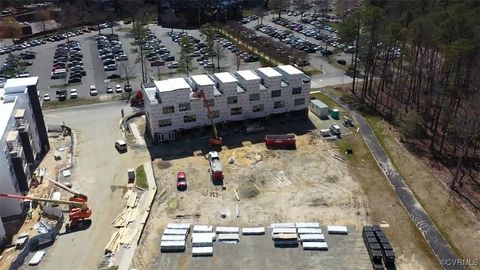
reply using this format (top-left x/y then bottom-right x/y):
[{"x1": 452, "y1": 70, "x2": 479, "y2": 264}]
[
  {"x1": 89, "y1": 85, "x2": 98, "y2": 96},
  {"x1": 106, "y1": 85, "x2": 113, "y2": 94},
  {"x1": 115, "y1": 84, "x2": 122, "y2": 93},
  {"x1": 43, "y1": 94, "x2": 50, "y2": 101},
  {"x1": 70, "y1": 89, "x2": 78, "y2": 99}
]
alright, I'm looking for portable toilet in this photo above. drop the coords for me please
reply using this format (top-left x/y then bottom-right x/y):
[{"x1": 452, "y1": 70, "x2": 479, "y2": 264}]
[{"x1": 331, "y1": 109, "x2": 340, "y2": 120}]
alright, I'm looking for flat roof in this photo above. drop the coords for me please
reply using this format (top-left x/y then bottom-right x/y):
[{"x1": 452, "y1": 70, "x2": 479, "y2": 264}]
[
  {"x1": 0, "y1": 100, "x2": 15, "y2": 139},
  {"x1": 4, "y1": 77, "x2": 38, "y2": 94},
  {"x1": 154, "y1": 78, "x2": 191, "y2": 93},
  {"x1": 214, "y1": 72, "x2": 237, "y2": 84},
  {"x1": 277, "y1": 65, "x2": 303, "y2": 75},
  {"x1": 236, "y1": 70, "x2": 260, "y2": 81},
  {"x1": 190, "y1": 75, "x2": 214, "y2": 86},
  {"x1": 256, "y1": 67, "x2": 282, "y2": 78}
]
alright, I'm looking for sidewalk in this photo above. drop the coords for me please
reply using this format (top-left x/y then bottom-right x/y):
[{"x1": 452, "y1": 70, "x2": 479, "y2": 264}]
[
  {"x1": 319, "y1": 89, "x2": 463, "y2": 270},
  {"x1": 118, "y1": 162, "x2": 157, "y2": 270}
]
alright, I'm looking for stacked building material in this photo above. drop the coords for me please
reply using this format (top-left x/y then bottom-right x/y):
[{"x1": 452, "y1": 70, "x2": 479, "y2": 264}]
[
  {"x1": 363, "y1": 225, "x2": 395, "y2": 269},
  {"x1": 327, "y1": 225, "x2": 348, "y2": 235},
  {"x1": 372, "y1": 225, "x2": 395, "y2": 268},
  {"x1": 161, "y1": 224, "x2": 190, "y2": 253},
  {"x1": 296, "y1": 222, "x2": 327, "y2": 250},
  {"x1": 241, "y1": 227, "x2": 265, "y2": 235},
  {"x1": 216, "y1": 226, "x2": 240, "y2": 244},
  {"x1": 191, "y1": 228, "x2": 214, "y2": 256},
  {"x1": 193, "y1": 225, "x2": 214, "y2": 233}
]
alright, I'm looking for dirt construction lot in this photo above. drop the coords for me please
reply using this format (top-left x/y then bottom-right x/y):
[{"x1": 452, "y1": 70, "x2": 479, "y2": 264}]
[{"x1": 130, "y1": 112, "x2": 437, "y2": 270}]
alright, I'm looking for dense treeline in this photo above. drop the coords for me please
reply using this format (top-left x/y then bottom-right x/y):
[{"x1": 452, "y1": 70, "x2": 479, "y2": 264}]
[{"x1": 339, "y1": 1, "x2": 480, "y2": 206}]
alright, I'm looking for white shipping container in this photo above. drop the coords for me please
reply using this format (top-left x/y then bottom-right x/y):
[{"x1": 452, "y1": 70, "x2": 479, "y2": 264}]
[
  {"x1": 297, "y1": 228, "x2": 322, "y2": 234},
  {"x1": 163, "y1": 228, "x2": 188, "y2": 235},
  {"x1": 192, "y1": 232, "x2": 215, "y2": 241},
  {"x1": 192, "y1": 246, "x2": 213, "y2": 256},
  {"x1": 242, "y1": 227, "x2": 265, "y2": 235},
  {"x1": 302, "y1": 241, "x2": 328, "y2": 250},
  {"x1": 295, "y1": 222, "x2": 320, "y2": 228},
  {"x1": 272, "y1": 227, "x2": 297, "y2": 235},
  {"x1": 160, "y1": 240, "x2": 186, "y2": 247},
  {"x1": 217, "y1": 233, "x2": 239, "y2": 241},
  {"x1": 166, "y1": 223, "x2": 190, "y2": 230},
  {"x1": 193, "y1": 225, "x2": 213, "y2": 232},
  {"x1": 269, "y1": 223, "x2": 295, "y2": 229},
  {"x1": 299, "y1": 234, "x2": 325, "y2": 242},
  {"x1": 161, "y1": 235, "x2": 186, "y2": 241},
  {"x1": 327, "y1": 225, "x2": 348, "y2": 235},
  {"x1": 192, "y1": 233, "x2": 213, "y2": 245},
  {"x1": 215, "y1": 227, "x2": 239, "y2": 234}
]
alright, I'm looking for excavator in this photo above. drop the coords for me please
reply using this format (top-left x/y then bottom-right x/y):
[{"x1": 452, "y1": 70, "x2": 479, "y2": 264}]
[
  {"x1": 0, "y1": 193, "x2": 92, "y2": 231},
  {"x1": 192, "y1": 89, "x2": 222, "y2": 147}
]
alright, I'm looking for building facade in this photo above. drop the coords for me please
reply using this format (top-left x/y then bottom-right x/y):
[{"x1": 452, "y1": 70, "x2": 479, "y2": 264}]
[
  {"x1": 0, "y1": 77, "x2": 50, "y2": 240},
  {"x1": 143, "y1": 65, "x2": 311, "y2": 142}
]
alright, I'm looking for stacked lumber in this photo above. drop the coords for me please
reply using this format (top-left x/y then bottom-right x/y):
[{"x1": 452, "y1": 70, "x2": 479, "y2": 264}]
[
  {"x1": 112, "y1": 192, "x2": 139, "y2": 228},
  {"x1": 105, "y1": 191, "x2": 142, "y2": 254}
]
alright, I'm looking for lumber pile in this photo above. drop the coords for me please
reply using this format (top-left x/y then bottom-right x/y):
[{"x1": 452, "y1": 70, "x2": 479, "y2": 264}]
[
  {"x1": 105, "y1": 190, "x2": 142, "y2": 254},
  {"x1": 112, "y1": 191, "x2": 139, "y2": 228}
]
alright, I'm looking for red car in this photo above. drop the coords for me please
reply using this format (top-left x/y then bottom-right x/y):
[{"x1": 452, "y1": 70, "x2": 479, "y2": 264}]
[{"x1": 177, "y1": 171, "x2": 187, "y2": 190}]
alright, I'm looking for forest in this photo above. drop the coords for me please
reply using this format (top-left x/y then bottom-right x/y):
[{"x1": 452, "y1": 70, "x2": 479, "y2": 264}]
[{"x1": 338, "y1": 0, "x2": 480, "y2": 208}]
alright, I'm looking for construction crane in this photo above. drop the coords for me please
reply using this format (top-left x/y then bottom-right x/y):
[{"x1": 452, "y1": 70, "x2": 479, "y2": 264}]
[
  {"x1": 192, "y1": 89, "x2": 222, "y2": 146},
  {"x1": 0, "y1": 193, "x2": 92, "y2": 230}
]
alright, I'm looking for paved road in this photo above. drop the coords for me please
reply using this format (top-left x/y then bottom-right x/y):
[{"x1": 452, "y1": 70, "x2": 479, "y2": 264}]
[
  {"x1": 38, "y1": 102, "x2": 149, "y2": 270},
  {"x1": 319, "y1": 89, "x2": 465, "y2": 270}
]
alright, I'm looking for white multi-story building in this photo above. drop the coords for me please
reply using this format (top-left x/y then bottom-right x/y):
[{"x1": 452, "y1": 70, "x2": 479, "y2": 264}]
[
  {"x1": 0, "y1": 77, "x2": 50, "y2": 241},
  {"x1": 143, "y1": 65, "x2": 311, "y2": 142}
]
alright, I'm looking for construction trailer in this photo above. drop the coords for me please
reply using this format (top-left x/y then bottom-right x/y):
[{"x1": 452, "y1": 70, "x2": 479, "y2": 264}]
[{"x1": 310, "y1": 99, "x2": 329, "y2": 119}]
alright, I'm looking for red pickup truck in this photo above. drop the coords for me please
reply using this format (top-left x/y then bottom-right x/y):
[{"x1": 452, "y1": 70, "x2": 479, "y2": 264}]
[{"x1": 265, "y1": 135, "x2": 296, "y2": 149}]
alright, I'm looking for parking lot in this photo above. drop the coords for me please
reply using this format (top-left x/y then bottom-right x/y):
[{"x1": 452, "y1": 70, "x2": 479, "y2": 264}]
[
  {"x1": 1, "y1": 23, "x2": 264, "y2": 102},
  {"x1": 244, "y1": 13, "x2": 352, "y2": 78}
]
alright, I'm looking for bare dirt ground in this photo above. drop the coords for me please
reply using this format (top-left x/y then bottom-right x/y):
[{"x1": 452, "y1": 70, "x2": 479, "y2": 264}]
[{"x1": 132, "y1": 113, "x2": 439, "y2": 270}]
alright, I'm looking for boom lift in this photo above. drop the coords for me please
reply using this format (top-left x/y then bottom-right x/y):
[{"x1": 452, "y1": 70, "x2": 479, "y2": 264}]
[
  {"x1": 45, "y1": 177, "x2": 88, "y2": 203},
  {"x1": 192, "y1": 90, "x2": 222, "y2": 146},
  {"x1": 0, "y1": 193, "x2": 92, "y2": 230}
]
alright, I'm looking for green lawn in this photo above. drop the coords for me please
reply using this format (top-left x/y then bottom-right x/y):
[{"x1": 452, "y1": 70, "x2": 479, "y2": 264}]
[{"x1": 135, "y1": 165, "x2": 148, "y2": 190}]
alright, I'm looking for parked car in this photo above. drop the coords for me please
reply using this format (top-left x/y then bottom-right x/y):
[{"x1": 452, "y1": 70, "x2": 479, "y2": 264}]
[
  {"x1": 68, "y1": 77, "x2": 81, "y2": 84},
  {"x1": 167, "y1": 62, "x2": 179, "y2": 69},
  {"x1": 114, "y1": 140, "x2": 127, "y2": 152},
  {"x1": 115, "y1": 84, "x2": 122, "y2": 93},
  {"x1": 43, "y1": 94, "x2": 50, "y2": 101},
  {"x1": 70, "y1": 89, "x2": 78, "y2": 99},
  {"x1": 177, "y1": 171, "x2": 187, "y2": 190},
  {"x1": 106, "y1": 85, "x2": 113, "y2": 94},
  {"x1": 89, "y1": 85, "x2": 98, "y2": 96}
]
